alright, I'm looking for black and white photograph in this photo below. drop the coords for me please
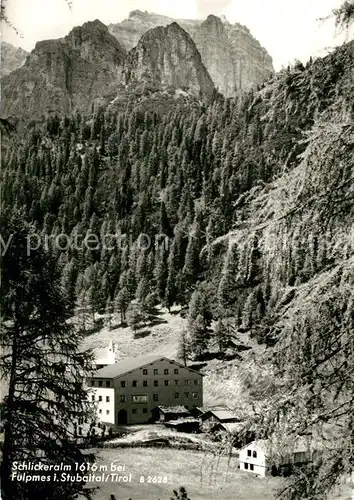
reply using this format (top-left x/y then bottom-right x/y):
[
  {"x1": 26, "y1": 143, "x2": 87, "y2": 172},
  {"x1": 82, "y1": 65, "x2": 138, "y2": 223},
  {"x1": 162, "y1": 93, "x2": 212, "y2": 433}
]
[{"x1": 0, "y1": 0, "x2": 353, "y2": 499}]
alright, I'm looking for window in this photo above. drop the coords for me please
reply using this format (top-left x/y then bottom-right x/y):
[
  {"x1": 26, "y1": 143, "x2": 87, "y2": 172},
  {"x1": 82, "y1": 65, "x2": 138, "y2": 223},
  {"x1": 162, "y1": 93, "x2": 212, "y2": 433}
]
[
  {"x1": 106, "y1": 396, "x2": 110, "y2": 402},
  {"x1": 121, "y1": 381, "x2": 125, "y2": 388},
  {"x1": 154, "y1": 380, "x2": 158, "y2": 387},
  {"x1": 247, "y1": 450, "x2": 252, "y2": 457},
  {"x1": 98, "y1": 381, "x2": 102, "y2": 387},
  {"x1": 132, "y1": 409, "x2": 137, "y2": 414},
  {"x1": 164, "y1": 369, "x2": 169, "y2": 375},
  {"x1": 153, "y1": 369, "x2": 158, "y2": 375},
  {"x1": 143, "y1": 408, "x2": 148, "y2": 414},
  {"x1": 132, "y1": 395, "x2": 148, "y2": 403},
  {"x1": 184, "y1": 392, "x2": 189, "y2": 398},
  {"x1": 253, "y1": 451, "x2": 257, "y2": 458},
  {"x1": 143, "y1": 381, "x2": 148, "y2": 387},
  {"x1": 192, "y1": 392, "x2": 198, "y2": 399},
  {"x1": 250, "y1": 464, "x2": 254, "y2": 471},
  {"x1": 174, "y1": 380, "x2": 179, "y2": 385},
  {"x1": 106, "y1": 381, "x2": 111, "y2": 388},
  {"x1": 184, "y1": 380, "x2": 189, "y2": 385},
  {"x1": 120, "y1": 395, "x2": 126, "y2": 403},
  {"x1": 164, "y1": 380, "x2": 169, "y2": 386},
  {"x1": 143, "y1": 369, "x2": 148, "y2": 375},
  {"x1": 194, "y1": 380, "x2": 198, "y2": 385},
  {"x1": 91, "y1": 395, "x2": 95, "y2": 402},
  {"x1": 244, "y1": 463, "x2": 248, "y2": 470},
  {"x1": 98, "y1": 396, "x2": 102, "y2": 402},
  {"x1": 174, "y1": 393, "x2": 180, "y2": 399},
  {"x1": 174, "y1": 368, "x2": 179, "y2": 374},
  {"x1": 132, "y1": 381, "x2": 137, "y2": 387},
  {"x1": 99, "y1": 409, "x2": 102, "y2": 414},
  {"x1": 91, "y1": 380, "x2": 95, "y2": 386},
  {"x1": 106, "y1": 410, "x2": 110, "y2": 415},
  {"x1": 153, "y1": 394, "x2": 158, "y2": 402}
]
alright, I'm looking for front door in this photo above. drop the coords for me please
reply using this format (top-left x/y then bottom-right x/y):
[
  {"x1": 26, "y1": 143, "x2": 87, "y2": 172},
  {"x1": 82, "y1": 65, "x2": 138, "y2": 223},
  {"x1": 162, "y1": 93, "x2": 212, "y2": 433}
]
[{"x1": 117, "y1": 409, "x2": 128, "y2": 425}]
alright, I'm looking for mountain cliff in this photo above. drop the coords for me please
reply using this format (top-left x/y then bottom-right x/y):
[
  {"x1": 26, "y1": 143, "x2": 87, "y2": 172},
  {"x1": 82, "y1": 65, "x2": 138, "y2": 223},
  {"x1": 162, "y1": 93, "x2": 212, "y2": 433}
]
[
  {"x1": 0, "y1": 42, "x2": 29, "y2": 78},
  {"x1": 121, "y1": 22, "x2": 215, "y2": 100},
  {"x1": 108, "y1": 10, "x2": 274, "y2": 96},
  {"x1": 0, "y1": 20, "x2": 126, "y2": 119}
]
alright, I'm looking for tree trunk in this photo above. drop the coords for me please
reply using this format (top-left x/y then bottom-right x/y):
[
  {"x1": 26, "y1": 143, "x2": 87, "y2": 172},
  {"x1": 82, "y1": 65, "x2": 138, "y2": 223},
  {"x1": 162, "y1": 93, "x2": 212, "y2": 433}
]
[{"x1": 1, "y1": 326, "x2": 19, "y2": 499}]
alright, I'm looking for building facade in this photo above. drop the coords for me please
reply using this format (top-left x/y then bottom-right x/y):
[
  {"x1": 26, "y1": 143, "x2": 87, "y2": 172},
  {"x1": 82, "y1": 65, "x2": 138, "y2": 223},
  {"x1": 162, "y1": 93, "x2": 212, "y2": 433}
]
[
  {"x1": 239, "y1": 439, "x2": 316, "y2": 477},
  {"x1": 239, "y1": 440, "x2": 268, "y2": 477},
  {"x1": 87, "y1": 355, "x2": 203, "y2": 425}
]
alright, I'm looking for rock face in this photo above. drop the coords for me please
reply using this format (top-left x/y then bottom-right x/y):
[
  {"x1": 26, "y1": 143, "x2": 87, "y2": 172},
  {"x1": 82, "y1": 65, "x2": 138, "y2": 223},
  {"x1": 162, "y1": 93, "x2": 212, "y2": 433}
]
[
  {"x1": 1, "y1": 20, "x2": 126, "y2": 119},
  {"x1": 121, "y1": 23, "x2": 215, "y2": 100},
  {"x1": 108, "y1": 10, "x2": 198, "y2": 52},
  {"x1": 0, "y1": 42, "x2": 29, "y2": 78},
  {"x1": 108, "y1": 10, "x2": 274, "y2": 96},
  {"x1": 190, "y1": 15, "x2": 273, "y2": 95}
]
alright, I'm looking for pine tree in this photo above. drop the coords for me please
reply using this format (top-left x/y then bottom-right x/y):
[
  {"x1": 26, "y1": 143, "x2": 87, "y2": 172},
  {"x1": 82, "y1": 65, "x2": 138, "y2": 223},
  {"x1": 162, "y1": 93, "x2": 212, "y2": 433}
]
[
  {"x1": 215, "y1": 318, "x2": 234, "y2": 353},
  {"x1": 115, "y1": 287, "x2": 130, "y2": 324},
  {"x1": 189, "y1": 314, "x2": 208, "y2": 359},
  {"x1": 177, "y1": 330, "x2": 192, "y2": 367},
  {"x1": 104, "y1": 297, "x2": 113, "y2": 330},
  {"x1": 0, "y1": 211, "x2": 95, "y2": 500},
  {"x1": 126, "y1": 303, "x2": 145, "y2": 334},
  {"x1": 217, "y1": 242, "x2": 241, "y2": 314}
]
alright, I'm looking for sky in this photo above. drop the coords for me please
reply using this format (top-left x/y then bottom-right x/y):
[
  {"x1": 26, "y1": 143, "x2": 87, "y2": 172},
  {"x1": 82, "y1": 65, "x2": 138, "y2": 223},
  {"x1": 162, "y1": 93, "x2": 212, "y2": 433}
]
[{"x1": 1, "y1": 0, "x2": 353, "y2": 70}]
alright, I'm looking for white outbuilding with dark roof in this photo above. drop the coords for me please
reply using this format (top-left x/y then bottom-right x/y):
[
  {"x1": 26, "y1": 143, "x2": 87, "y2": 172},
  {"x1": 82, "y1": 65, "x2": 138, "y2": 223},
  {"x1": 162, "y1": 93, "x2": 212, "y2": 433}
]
[{"x1": 239, "y1": 437, "x2": 317, "y2": 477}]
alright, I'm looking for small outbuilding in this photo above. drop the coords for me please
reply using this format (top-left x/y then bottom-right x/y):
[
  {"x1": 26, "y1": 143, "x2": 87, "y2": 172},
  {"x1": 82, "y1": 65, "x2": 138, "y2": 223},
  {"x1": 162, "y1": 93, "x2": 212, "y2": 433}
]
[
  {"x1": 164, "y1": 417, "x2": 200, "y2": 433},
  {"x1": 200, "y1": 409, "x2": 241, "y2": 432},
  {"x1": 151, "y1": 405, "x2": 191, "y2": 423},
  {"x1": 239, "y1": 438, "x2": 319, "y2": 477}
]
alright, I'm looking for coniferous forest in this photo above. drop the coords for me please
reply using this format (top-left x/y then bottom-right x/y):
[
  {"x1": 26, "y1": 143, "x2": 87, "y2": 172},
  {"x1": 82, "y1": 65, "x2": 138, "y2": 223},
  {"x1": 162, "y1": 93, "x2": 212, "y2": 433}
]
[{"x1": 1, "y1": 1, "x2": 354, "y2": 499}]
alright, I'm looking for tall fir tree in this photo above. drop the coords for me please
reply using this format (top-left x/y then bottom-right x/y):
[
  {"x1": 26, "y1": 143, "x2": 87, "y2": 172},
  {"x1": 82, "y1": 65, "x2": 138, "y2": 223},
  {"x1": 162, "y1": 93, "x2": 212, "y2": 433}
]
[{"x1": 0, "y1": 211, "x2": 95, "y2": 500}]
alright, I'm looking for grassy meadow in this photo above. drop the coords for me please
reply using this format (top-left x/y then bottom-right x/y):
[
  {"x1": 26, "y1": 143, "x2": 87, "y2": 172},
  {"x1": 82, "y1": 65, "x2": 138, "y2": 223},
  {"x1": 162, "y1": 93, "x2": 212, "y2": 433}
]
[{"x1": 80, "y1": 447, "x2": 282, "y2": 500}]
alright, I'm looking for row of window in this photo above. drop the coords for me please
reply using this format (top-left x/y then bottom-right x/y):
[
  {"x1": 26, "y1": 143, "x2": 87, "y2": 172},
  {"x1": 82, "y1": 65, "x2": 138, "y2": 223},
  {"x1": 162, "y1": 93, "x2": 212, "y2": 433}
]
[
  {"x1": 91, "y1": 392, "x2": 199, "y2": 403},
  {"x1": 93, "y1": 380, "x2": 112, "y2": 387},
  {"x1": 92, "y1": 378, "x2": 199, "y2": 388},
  {"x1": 92, "y1": 395, "x2": 111, "y2": 402},
  {"x1": 244, "y1": 463, "x2": 254, "y2": 471},
  {"x1": 146, "y1": 368, "x2": 179, "y2": 375},
  {"x1": 97, "y1": 408, "x2": 149, "y2": 416},
  {"x1": 247, "y1": 450, "x2": 257, "y2": 458},
  {"x1": 119, "y1": 393, "x2": 199, "y2": 403},
  {"x1": 98, "y1": 409, "x2": 110, "y2": 415},
  {"x1": 121, "y1": 379, "x2": 199, "y2": 388}
]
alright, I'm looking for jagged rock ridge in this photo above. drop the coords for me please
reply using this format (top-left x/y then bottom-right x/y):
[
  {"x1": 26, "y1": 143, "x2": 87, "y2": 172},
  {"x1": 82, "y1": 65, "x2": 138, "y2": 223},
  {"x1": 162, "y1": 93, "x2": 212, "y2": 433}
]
[
  {"x1": 108, "y1": 10, "x2": 274, "y2": 96},
  {"x1": 0, "y1": 42, "x2": 29, "y2": 78},
  {"x1": 121, "y1": 22, "x2": 215, "y2": 100},
  {"x1": 1, "y1": 20, "x2": 126, "y2": 119}
]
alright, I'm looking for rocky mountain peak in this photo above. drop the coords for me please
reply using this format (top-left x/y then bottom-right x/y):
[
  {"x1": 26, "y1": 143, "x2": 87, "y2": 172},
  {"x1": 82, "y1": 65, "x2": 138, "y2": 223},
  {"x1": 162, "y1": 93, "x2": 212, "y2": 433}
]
[
  {"x1": 205, "y1": 14, "x2": 224, "y2": 25},
  {"x1": 1, "y1": 21, "x2": 126, "y2": 119},
  {"x1": 121, "y1": 22, "x2": 215, "y2": 100},
  {"x1": 108, "y1": 12, "x2": 274, "y2": 96},
  {"x1": 0, "y1": 42, "x2": 29, "y2": 78},
  {"x1": 64, "y1": 18, "x2": 126, "y2": 66}
]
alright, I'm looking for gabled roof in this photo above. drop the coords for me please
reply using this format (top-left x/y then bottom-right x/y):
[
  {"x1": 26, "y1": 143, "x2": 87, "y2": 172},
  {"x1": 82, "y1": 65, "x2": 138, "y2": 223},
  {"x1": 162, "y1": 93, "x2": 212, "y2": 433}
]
[
  {"x1": 93, "y1": 355, "x2": 203, "y2": 379},
  {"x1": 201, "y1": 410, "x2": 241, "y2": 422},
  {"x1": 214, "y1": 422, "x2": 244, "y2": 434},
  {"x1": 240, "y1": 438, "x2": 311, "y2": 456}
]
